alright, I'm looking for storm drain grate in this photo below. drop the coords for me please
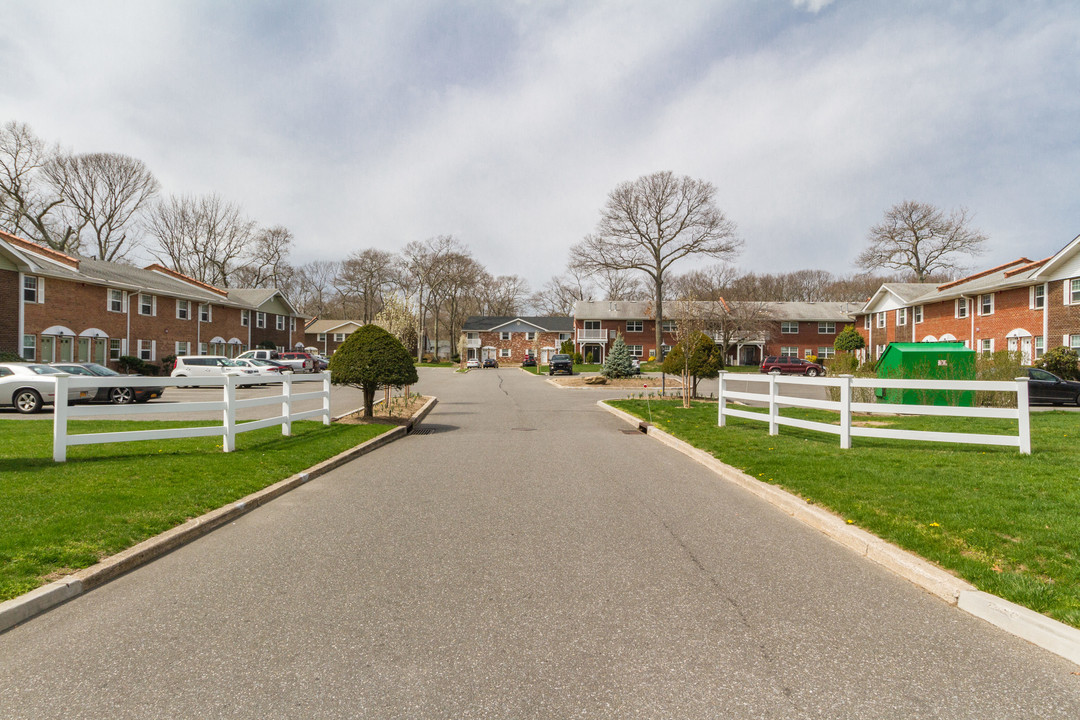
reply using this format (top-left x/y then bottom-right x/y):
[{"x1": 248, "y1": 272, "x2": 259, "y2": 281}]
[
  {"x1": 411, "y1": 427, "x2": 436, "y2": 435},
  {"x1": 621, "y1": 429, "x2": 644, "y2": 435}
]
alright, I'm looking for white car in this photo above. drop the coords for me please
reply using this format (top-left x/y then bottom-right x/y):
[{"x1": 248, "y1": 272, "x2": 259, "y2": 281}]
[
  {"x1": 232, "y1": 358, "x2": 288, "y2": 377},
  {"x1": 0, "y1": 362, "x2": 90, "y2": 413},
  {"x1": 170, "y1": 356, "x2": 259, "y2": 378},
  {"x1": 466, "y1": 358, "x2": 480, "y2": 368}
]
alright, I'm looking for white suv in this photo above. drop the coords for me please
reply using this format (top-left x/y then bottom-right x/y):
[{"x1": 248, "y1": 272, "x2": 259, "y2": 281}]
[{"x1": 170, "y1": 356, "x2": 259, "y2": 378}]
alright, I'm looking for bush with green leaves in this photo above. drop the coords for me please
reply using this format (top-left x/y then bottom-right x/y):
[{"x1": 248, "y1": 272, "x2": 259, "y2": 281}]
[
  {"x1": 825, "y1": 353, "x2": 859, "y2": 376},
  {"x1": 559, "y1": 339, "x2": 574, "y2": 355},
  {"x1": 0, "y1": 350, "x2": 23, "y2": 362},
  {"x1": 329, "y1": 324, "x2": 418, "y2": 418},
  {"x1": 256, "y1": 339, "x2": 277, "y2": 350},
  {"x1": 602, "y1": 334, "x2": 636, "y2": 379},
  {"x1": 834, "y1": 325, "x2": 866, "y2": 353},
  {"x1": 1035, "y1": 345, "x2": 1080, "y2": 380},
  {"x1": 662, "y1": 332, "x2": 722, "y2": 403},
  {"x1": 117, "y1": 356, "x2": 160, "y2": 375}
]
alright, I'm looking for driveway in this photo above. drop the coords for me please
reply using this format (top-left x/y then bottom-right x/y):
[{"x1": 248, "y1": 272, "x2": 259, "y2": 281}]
[{"x1": 0, "y1": 367, "x2": 1077, "y2": 718}]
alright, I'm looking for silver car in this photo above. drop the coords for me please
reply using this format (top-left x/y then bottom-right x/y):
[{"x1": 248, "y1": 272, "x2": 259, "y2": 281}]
[{"x1": 0, "y1": 362, "x2": 90, "y2": 413}]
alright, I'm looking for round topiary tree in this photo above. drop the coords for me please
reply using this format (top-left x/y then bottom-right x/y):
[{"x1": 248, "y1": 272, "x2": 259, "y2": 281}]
[
  {"x1": 834, "y1": 325, "x2": 866, "y2": 353},
  {"x1": 1035, "y1": 346, "x2": 1080, "y2": 380},
  {"x1": 329, "y1": 324, "x2": 419, "y2": 418},
  {"x1": 603, "y1": 334, "x2": 635, "y2": 379}
]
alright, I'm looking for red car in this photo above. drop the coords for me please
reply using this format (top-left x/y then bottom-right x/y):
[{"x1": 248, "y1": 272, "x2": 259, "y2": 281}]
[{"x1": 760, "y1": 355, "x2": 826, "y2": 377}]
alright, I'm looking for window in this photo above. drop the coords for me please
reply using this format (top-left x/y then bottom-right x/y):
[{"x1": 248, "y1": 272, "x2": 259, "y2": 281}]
[
  {"x1": 1035, "y1": 336, "x2": 1045, "y2": 359},
  {"x1": 559, "y1": 333, "x2": 571, "y2": 342},
  {"x1": 628, "y1": 345, "x2": 643, "y2": 357},
  {"x1": 979, "y1": 294, "x2": 994, "y2": 315},
  {"x1": 500, "y1": 331, "x2": 511, "y2": 341},
  {"x1": 137, "y1": 340, "x2": 155, "y2": 361},
  {"x1": 198, "y1": 342, "x2": 208, "y2": 355},
  {"x1": 895, "y1": 308, "x2": 907, "y2": 327},
  {"x1": 863, "y1": 314, "x2": 871, "y2": 329},
  {"x1": 138, "y1": 294, "x2": 156, "y2": 316},
  {"x1": 818, "y1": 322, "x2": 835, "y2": 334},
  {"x1": 1071, "y1": 279, "x2": 1080, "y2": 305},
  {"x1": 22, "y1": 334, "x2": 35, "y2": 360},
  {"x1": 955, "y1": 299, "x2": 968, "y2": 319},
  {"x1": 290, "y1": 318, "x2": 296, "y2": 331},
  {"x1": 1071, "y1": 335, "x2": 1080, "y2": 351},
  {"x1": 662, "y1": 320, "x2": 677, "y2": 333},
  {"x1": 199, "y1": 304, "x2": 212, "y2": 322},
  {"x1": 241, "y1": 309, "x2": 250, "y2": 327},
  {"x1": 817, "y1": 347, "x2": 834, "y2": 359},
  {"x1": 109, "y1": 339, "x2": 122, "y2": 360},
  {"x1": 23, "y1": 276, "x2": 41, "y2": 303},
  {"x1": 175, "y1": 341, "x2": 191, "y2": 355},
  {"x1": 1032, "y1": 285, "x2": 1045, "y2": 310},
  {"x1": 333, "y1": 333, "x2": 346, "y2": 342},
  {"x1": 108, "y1": 289, "x2": 124, "y2": 313},
  {"x1": 256, "y1": 311, "x2": 266, "y2": 329},
  {"x1": 499, "y1": 348, "x2": 511, "y2": 358},
  {"x1": 176, "y1": 299, "x2": 190, "y2": 320},
  {"x1": 276, "y1": 315, "x2": 285, "y2": 331},
  {"x1": 525, "y1": 331, "x2": 536, "y2": 341},
  {"x1": 317, "y1": 333, "x2": 326, "y2": 342},
  {"x1": 626, "y1": 320, "x2": 643, "y2": 333},
  {"x1": 781, "y1": 346, "x2": 798, "y2": 356},
  {"x1": 876, "y1": 313, "x2": 886, "y2": 329},
  {"x1": 778, "y1": 321, "x2": 796, "y2": 334},
  {"x1": 914, "y1": 305, "x2": 923, "y2": 323},
  {"x1": 660, "y1": 344, "x2": 671, "y2": 356},
  {"x1": 979, "y1": 339, "x2": 993, "y2": 354}
]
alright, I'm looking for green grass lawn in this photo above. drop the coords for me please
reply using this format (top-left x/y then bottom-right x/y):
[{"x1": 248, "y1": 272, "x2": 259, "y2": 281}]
[
  {"x1": 415, "y1": 361, "x2": 455, "y2": 367},
  {"x1": 608, "y1": 398, "x2": 1080, "y2": 628},
  {"x1": 0, "y1": 419, "x2": 390, "y2": 602}
]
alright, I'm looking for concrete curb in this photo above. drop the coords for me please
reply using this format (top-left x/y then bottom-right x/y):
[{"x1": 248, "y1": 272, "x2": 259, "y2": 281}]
[
  {"x1": 0, "y1": 401, "x2": 434, "y2": 635},
  {"x1": 597, "y1": 400, "x2": 1080, "y2": 667}
]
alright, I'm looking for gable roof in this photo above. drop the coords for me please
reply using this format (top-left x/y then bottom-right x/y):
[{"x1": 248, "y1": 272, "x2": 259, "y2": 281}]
[
  {"x1": 226, "y1": 288, "x2": 301, "y2": 317},
  {"x1": 305, "y1": 318, "x2": 365, "y2": 334},
  {"x1": 462, "y1": 316, "x2": 574, "y2": 332}
]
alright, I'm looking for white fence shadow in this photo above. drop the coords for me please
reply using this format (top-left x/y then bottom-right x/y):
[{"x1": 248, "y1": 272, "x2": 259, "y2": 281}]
[
  {"x1": 718, "y1": 372, "x2": 1031, "y2": 454},
  {"x1": 52, "y1": 372, "x2": 332, "y2": 462}
]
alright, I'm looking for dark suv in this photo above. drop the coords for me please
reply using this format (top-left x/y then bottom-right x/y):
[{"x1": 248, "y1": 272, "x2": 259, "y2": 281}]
[
  {"x1": 549, "y1": 354, "x2": 573, "y2": 376},
  {"x1": 760, "y1": 355, "x2": 826, "y2": 377}
]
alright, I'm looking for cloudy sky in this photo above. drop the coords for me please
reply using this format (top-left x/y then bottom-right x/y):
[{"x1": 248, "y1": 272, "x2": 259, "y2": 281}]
[{"x1": 3, "y1": 0, "x2": 1079, "y2": 290}]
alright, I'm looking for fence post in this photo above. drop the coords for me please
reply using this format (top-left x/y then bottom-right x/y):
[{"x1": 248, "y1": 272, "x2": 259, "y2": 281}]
[
  {"x1": 282, "y1": 373, "x2": 293, "y2": 437},
  {"x1": 768, "y1": 371, "x2": 779, "y2": 436},
  {"x1": 52, "y1": 374, "x2": 69, "y2": 462},
  {"x1": 717, "y1": 370, "x2": 727, "y2": 427},
  {"x1": 322, "y1": 371, "x2": 332, "y2": 425},
  {"x1": 839, "y1": 374, "x2": 853, "y2": 450},
  {"x1": 1015, "y1": 376, "x2": 1031, "y2": 455},
  {"x1": 223, "y1": 376, "x2": 236, "y2": 452}
]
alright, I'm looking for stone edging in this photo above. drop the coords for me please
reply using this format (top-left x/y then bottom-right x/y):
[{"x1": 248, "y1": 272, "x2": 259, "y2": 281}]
[
  {"x1": 597, "y1": 400, "x2": 1080, "y2": 667},
  {"x1": 0, "y1": 398, "x2": 437, "y2": 634}
]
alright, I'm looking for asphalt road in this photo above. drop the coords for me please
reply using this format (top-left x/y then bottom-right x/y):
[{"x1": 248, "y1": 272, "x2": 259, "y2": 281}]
[{"x1": 1, "y1": 367, "x2": 1078, "y2": 718}]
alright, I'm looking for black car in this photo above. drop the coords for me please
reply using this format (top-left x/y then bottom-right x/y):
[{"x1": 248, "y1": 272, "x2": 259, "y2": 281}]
[
  {"x1": 1026, "y1": 368, "x2": 1080, "y2": 405},
  {"x1": 522, "y1": 354, "x2": 537, "y2": 367},
  {"x1": 549, "y1": 354, "x2": 573, "y2": 376},
  {"x1": 483, "y1": 358, "x2": 499, "y2": 368},
  {"x1": 51, "y1": 362, "x2": 165, "y2": 404}
]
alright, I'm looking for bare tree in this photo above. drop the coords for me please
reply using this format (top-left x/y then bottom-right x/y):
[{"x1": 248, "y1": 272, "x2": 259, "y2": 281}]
[
  {"x1": 0, "y1": 121, "x2": 79, "y2": 253},
  {"x1": 145, "y1": 194, "x2": 255, "y2": 287},
  {"x1": 433, "y1": 252, "x2": 485, "y2": 355},
  {"x1": 399, "y1": 235, "x2": 461, "y2": 361},
  {"x1": 858, "y1": 200, "x2": 987, "y2": 281},
  {"x1": 292, "y1": 259, "x2": 341, "y2": 317},
  {"x1": 232, "y1": 225, "x2": 294, "y2": 289},
  {"x1": 480, "y1": 274, "x2": 530, "y2": 316},
  {"x1": 335, "y1": 247, "x2": 396, "y2": 323},
  {"x1": 594, "y1": 266, "x2": 645, "y2": 301},
  {"x1": 43, "y1": 152, "x2": 159, "y2": 261},
  {"x1": 531, "y1": 266, "x2": 594, "y2": 316},
  {"x1": 570, "y1": 171, "x2": 740, "y2": 358}
]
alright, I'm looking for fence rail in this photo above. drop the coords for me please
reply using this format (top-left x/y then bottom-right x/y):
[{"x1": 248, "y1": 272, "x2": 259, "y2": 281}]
[
  {"x1": 52, "y1": 372, "x2": 332, "y2": 462},
  {"x1": 717, "y1": 372, "x2": 1031, "y2": 454}
]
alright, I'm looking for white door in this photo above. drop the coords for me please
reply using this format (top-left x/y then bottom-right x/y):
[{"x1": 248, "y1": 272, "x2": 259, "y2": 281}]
[
  {"x1": 1021, "y1": 337, "x2": 1032, "y2": 365},
  {"x1": 1007, "y1": 337, "x2": 1017, "y2": 354}
]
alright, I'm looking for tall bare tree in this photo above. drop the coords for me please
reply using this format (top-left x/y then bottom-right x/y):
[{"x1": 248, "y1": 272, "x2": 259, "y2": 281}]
[
  {"x1": 232, "y1": 225, "x2": 294, "y2": 289},
  {"x1": 531, "y1": 266, "x2": 594, "y2": 316},
  {"x1": 858, "y1": 200, "x2": 987, "y2": 281},
  {"x1": 145, "y1": 193, "x2": 255, "y2": 287},
  {"x1": 335, "y1": 247, "x2": 396, "y2": 323},
  {"x1": 0, "y1": 121, "x2": 79, "y2": 253},
  {"x1": 479, "y1": 274, "x2": 530, "y2": 316},
  {"x1": 43, "y1": 152, "x2": 159, "y2": 261},
  {"x1": 570, "y1": 171, "x2": 740, "y2": 358},
  {"x1": 398, "y1": 235, "x2": 461, "y2": 361},
  {"x1": 292, "y1": 259, "x2": 341, "y2": 317}
]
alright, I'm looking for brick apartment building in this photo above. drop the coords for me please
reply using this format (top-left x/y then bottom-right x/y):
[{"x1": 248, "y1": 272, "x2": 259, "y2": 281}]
[
  {"x1": 304, "y1": 319, "x2": 364, "y2": 356},
  {"x1": 461, "y1": 317, "x2": 574, "y2": 364},
  {"x1": 571, "y1": 300, "x2": 857, "y2": 365},
  {"x1": 855, "y1": 234, "x2": 1080, "y2": 365},
  {"x1": 1, "y1": 230, "x2": 305, "y2": 368}
]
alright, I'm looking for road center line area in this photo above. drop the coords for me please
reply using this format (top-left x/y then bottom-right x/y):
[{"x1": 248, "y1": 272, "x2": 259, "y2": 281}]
[{"x1": 1, "y1": 368, "x2": 1078, "y2": 719}]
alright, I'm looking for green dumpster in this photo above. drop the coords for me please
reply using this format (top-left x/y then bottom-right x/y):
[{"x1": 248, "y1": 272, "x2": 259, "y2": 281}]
[{"x1": 875, "y1": 342, "x2": 975, "y2": 406}]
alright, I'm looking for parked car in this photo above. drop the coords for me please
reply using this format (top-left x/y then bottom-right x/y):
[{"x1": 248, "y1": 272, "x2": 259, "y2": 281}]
[
  {"x1": 51, "y1": 362, "x2": 165, "y2": 404},
  {"x1": 522, "y1": 354, "x2": 536, "y2": 367},
  {"x1": 170, "y1": 356, "x2": 259, "y2": 379},
  {"x1": 0, "y1": 362, "x2": 90, "y2": 413},
  {"x1": 237, "y1": 349, "x2": 280, "y2": 362},
  {"x1": 483, "y1": 358, "x2": 499, "y2": 368},
  {"x1": 466, "y1": 358, "x2": 480, "y2": 369},
  {"x1": 311, "y1": 354, "x2": 329, "y2": 371},
  {"x1": 549, "y1": 354, "x2": 573, "y2": 376},
  {"x1": 278, "y1": 351, "x2": 317, "y2": 373},
  {"x1": 232, "y1": 358, "x2": 290, "y2": 377},
  {"x1": 760, "y1": 355, "x2": 826, "y2": 377},
  {"x1": 1026, "y1": 367, "x2": 1080, "y2": 405}
]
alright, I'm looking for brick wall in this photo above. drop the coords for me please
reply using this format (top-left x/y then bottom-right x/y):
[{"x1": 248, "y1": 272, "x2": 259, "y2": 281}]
[
  {"x1": 765, "y1": 320, "x2": 852, "y2": 359},
  {"x1": 1048, "y1": 279, "x2": 1080, "y2": 348},
  {"x1": 0, "y1": 269, "x2": 19, "y2": 354},
  {"x1": 480, "y1": 331, "x2": 563, "y2": 362}
]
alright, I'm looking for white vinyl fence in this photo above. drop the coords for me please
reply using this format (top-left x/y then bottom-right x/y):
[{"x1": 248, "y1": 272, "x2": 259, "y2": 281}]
[
  {"x1": 717, "y1": 372, "x2": 1031, "y2": 454},
  {"x1": 52, "y1": 372, "x2": 332, "y2": 462}
]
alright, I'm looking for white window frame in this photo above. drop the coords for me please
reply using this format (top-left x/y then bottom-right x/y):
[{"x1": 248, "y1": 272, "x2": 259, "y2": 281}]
[
  {"x1": 1070, "y1": 335, "x2": 1080, "y2": 351},
  {"x1": 955, "y1": 298, "x2": 968, "y2": 319},
  {"x1": 1070, "y1": 278, "x2": 1080, "y2": 305},
  {"x1": 108, "y1": 288, "x2": 125, "y2": 313},
  {"x1": 276, "y1": 315, "x2": 285, "y2": 331},
  {"x1": 175, "y1": 341, "x2": 190, "y2": 355},
  {"x1": 138, "y1": 294, "x2": 156, "y2": 317},
  {"x1": 499, "y1": 348, "x2": 511, "y2": 358},
  {"x1": 780, "y1": 346, "x2": 798, "y2": 356},
  {"x1": 1031, "y1": 285, "x2": 1045, "y2": 310},
  {"x1": 863, "y1": 314, "x2": 871, "y2": 329},
  {"x1": 317, "y1": 333, "x2": 326, "y2": 342},
  {"x1": 662, "y1": 320, "x2": 677, "y2": 333},
  {"x1": 256, "y1": 311, "x2": 266, "y2": 329},
  {"x1": 876, "y1": 313, "x2": 886, "y2": 329},
  {"x1": 525, "y1": 331, "x2": 536, "y2": 341},
  {"x1": 109, "y1": 338, "x2": 123, "y2": 360},
  {"x1": 979, "y1": 293, "x2": 994, "y2": 316},
  {"x1": 895, "y1": 308, "x2": 907, "y2": 327},
  {"x1": 199, "y1": 304, "x2": 212, "y2": 322},
  {"x1": 817, "y1": 346, "x2": 835, "y2": 359},
  {"x1": 241, "y1": 309, "x2": 250, "y2": 327},
  {"x1": 500, "y1": 331, "x2": 511, "y2": 341},
  {"x1": 980, "y1": 338, "x2": 993, "y2": 354},
  {"x1": 22, "y1": 334, "x2": 36, "y2": 360},
  {"x1": 914, "y1": 305, "x2": 923, "y2": 324},
  {"x1": 1035, "y1": 336, "x2": 1045, "y2": 359},
  {"x1": 176, "y1": 299, "x2": 190, "y2": 320},
  {"x1": 626, "y1": 320, "x2": 643, "y2": 333},
  {"x1": 781, "y1": 321, "x2": 799, "y2": 334},
  {"x1": 290, "y1": 317, "x2": 296, "y2": 331},
  {"x1": 628, "y1": 345, "x2": 643, "y2": 357},
  {"x1": 333, "y1": 333, "x2": 346, "y2": 342},
  {"x1": 137, "y1": 339, "x2": 156, "y2": 361},
  {"x1": 818, "y1": 322, "x2": 835, "y2": 334},
  {"x1": 199, "y1": 342, "x2": 208, "y2": 355},
  {"x1": 23, "y1": 276, "x2": 42, "y2": 303}
]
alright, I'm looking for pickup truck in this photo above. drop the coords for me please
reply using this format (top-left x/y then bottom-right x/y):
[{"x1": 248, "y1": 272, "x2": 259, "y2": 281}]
[
  {"x1": 237, "y1": 349, "x2": 315, "y2": 373},
  {"x1": 548, "y1": 354, "x2": 573, "y2": 376}
]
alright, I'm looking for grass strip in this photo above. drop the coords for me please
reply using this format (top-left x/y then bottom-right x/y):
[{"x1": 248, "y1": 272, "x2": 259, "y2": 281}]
[
  {"x1": 608, "y1": 399, "x2": 1080, "y2": 628},
  {"x1": 0, "y1": 419, "x2": 390, "y2": 602}
]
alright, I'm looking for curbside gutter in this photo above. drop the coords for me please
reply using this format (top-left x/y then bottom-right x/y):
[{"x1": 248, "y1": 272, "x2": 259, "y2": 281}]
[
  {"x1": 0, "y1": 399, "x2": 436, "y2": 635},
  {"x1": 597, "y1": 400, "x2": 1080, "y2": 667}
]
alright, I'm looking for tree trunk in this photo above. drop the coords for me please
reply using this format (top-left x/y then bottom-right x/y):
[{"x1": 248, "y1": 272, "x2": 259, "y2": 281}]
[
  {"x1": 654, "y1": 276, "x2": 664, "y2": 361},
  {"x1": 363, "y1": 382, "x2": 376, "y2": 419}
]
